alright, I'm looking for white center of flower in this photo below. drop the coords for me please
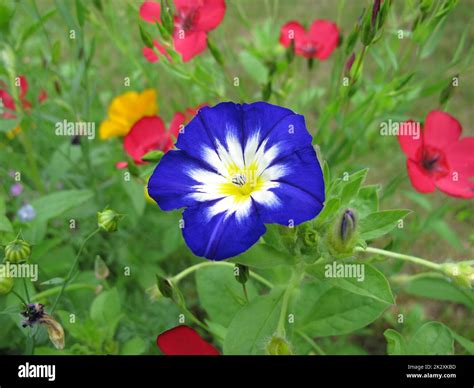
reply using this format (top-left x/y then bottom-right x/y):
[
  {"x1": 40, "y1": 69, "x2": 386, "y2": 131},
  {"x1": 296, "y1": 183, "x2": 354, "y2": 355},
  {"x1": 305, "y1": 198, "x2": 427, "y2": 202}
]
[{"x1": 186, "y1": 129, "x2": 287, "y2": 221}]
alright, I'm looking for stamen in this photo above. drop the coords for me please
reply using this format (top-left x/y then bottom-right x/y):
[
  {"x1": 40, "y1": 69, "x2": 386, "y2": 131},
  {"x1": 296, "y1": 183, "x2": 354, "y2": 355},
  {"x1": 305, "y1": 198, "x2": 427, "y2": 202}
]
[{"x1": 231, "y1": 174, "x2": 247, "y2": 187}]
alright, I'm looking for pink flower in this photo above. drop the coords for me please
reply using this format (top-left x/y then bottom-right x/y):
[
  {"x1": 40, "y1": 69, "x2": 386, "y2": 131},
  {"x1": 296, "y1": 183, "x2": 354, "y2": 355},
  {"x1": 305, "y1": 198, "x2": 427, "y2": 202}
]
[
  {"x1": 398, "y1": 110, "x2": 474, "y2": 199},
  {"x1": 279, "y1": 20, "x2": 339, "y2": 60},
  {"x1": 140, "y1": 0, "x2": 226, "y2": 62}
]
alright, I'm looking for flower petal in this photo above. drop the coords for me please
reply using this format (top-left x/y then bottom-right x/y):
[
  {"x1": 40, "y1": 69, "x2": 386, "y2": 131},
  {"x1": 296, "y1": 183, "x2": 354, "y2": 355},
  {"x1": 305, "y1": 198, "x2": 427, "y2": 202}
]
[
  {"x1": 191, "y1": 0, "x2": 226, "y2": 31},
  {"x1": 397, "y1": 120, "x2": 423, "y2": 160},
  {"x1": 0, "y1": 89, "x2": 16, "y2": 118},
  {"x1": 436, "y1": 137, "x2": 474, "y2": 198},
  {"x1": 124, "y1": 116, "x2": 169, "y2": 164},
  {"x1": 175, "y1": 102, "x2": 244, "y2": 172},
  {"x1": 157, "y1": 325, "x2": 219, "y2": 355},
  {"x1": 252, "y1": 147, "x2": 324, "y2": 225},
  {"x1": 173, "y1": 29, "x2": 208, "y2": 62},
  {"x1": 148, "y1": 149, "x2": 221, "y2": 210},
  {"x1": 406, "y1": 159, "x2": 436, "y2": 193},
  {"x1": 279, "y1": 21, "x2": 307, "y2": 48},
  {"x1": 309, "y1": 20, "x2": 340, "y2": 60},
  {"x1": 423, "y1": 110, "x2": 462, "y2": 150},
  {"x1": 100, "y1": 89, "x2": 158, "y2": 139},
  {"x1": 140, "y1": 1, "x2": 161, "y2": 23},
  {"x1": 182, "y1": 199, "x2": 266, "y2": 260},
  {"x1": 242, "y1": 102, "x2": 313, "y2": 161}
]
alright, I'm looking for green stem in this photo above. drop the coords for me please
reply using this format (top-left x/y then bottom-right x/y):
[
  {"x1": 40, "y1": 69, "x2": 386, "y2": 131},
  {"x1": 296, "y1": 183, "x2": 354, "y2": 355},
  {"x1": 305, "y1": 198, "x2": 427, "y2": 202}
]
[
  {"x1": 355, "y1": 246, "x2": 441, "y2": 271},
  {"x1": 171, "y1": 261, "x2": 274, "y2": 289},
  {"x1": 33, "y1": 283, "x2": 97, "y2": 301},
  {"x1": 297, "y1": 330, "x2": 326, "y2": 355},
  {"x1": 275, "y1": 264, "x2": 304, "y2": 337},
  {"x1": 11, "y1": 290, "x2": 28, "y2": 306},
  {"x1": 51, "y1": 228, "x2": 100, "y2": 313},
  {"x1": 23, "y1": 278, "x2": 30, "y2": 303},
  {"x1": 242, "y1": 283, "x2": 249, "y2": 303}
]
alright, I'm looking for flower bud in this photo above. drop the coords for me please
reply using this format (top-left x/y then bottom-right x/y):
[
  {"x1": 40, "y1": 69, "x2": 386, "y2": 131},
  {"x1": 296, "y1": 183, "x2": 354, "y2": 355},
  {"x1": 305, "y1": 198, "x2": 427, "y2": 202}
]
[
  {"x1": 340, "y1": 209, "x2": 356, "y2": 243},
  {"x1": 4, "y1": 237, "x2": 32, "y2": 263},
  {"x1": 439, "y1": 75, "x2": 458, "y2": 106},
  {"x1": 97, "y1": 208, "x2": 122, "y2": 232},
  {"x1": 327, "y1": 209, "x2": 358, "y2": 255},
  {"x1": 234, "y1": 264, "x2": 249, "y2": 285},
  {"x1": 266, "y1": 336, "x2": 292, "y2": 355},
  {"x1": 0, "y1": 274, "x2": 13, "y2": 295},
  {"x1": 94, "y1": 255, "x2": 110, "y2": 280},
  {"x1": 156, "y1": 275, "x2": 173, "y2": 299},
  {"x1": 344, "y1": 53, "x2": 356, "y2": 78},
  {"x1": 441, "y1": 262, "x2": 474, "y2": 289}
]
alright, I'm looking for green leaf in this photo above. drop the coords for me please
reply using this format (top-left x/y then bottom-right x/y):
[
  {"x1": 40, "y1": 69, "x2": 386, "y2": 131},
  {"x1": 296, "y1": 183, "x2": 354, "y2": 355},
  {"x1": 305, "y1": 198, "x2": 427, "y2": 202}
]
[
  {"x1": 238, "y1": 51, "x2": 268, "y2": 84},
  {"x1": 90, "y1": 288, "x2": 121, "y2": 337},
  {"x1": 0, "y1": 214, "x2": 13, "y2": 233},
  {"x1": 224, "y1": 289, "x2": 284, "y2": 354},
  {"x1": 31, "y1": 190, "x2": 94, "y2": 222},
  {"x1": 429, "y1": 219, "x2": 463, "y2": 250},
  {"x1": 306, "y1": 263, "x2": 395, "y2": 305},
  {"x1": 75, "y1": 0, "x2": 87, "y2": 27},
  {"x1": 0, "y1": 118, "x2": 19, "y2": 133},
  {"x1": 359, "y1": 209, "x2": 411, "y2": 240},
  {"x1": 139, "y1": 22, "x2": 154, "y2": 48},
  {"x1": 408, "y1": 322, "x2": 454, "y2": 355},
  {"x1": 294, "y1": 282, "x2": 389, "y2": 336},
  {"x1": 451, "y1": 331, "x2": 474, "y2": 355},
  {"x1": 122, "y1": 179, "x2": 146, "y2": 217},
  {"x1": 340, "y1": 176, "x2": 364, "y2": 204},
  {"x1": 384, "y1": 329, "x2": 406, "y2": 355},
  {"x1": 231, "y1": 243, "x2": 294, "y2": 269},
  {"x1": 141, "y1": 150, "x2": 164, "y2": 162},
  {"x1": 120, "y1": 337, "x2": 147, "y2": 355},
  {"x1": 16, "y1": 8, "x2": 57, "y2": 49},
  {"x1": 402, "y1": 273, "x2": 474, "y2": 309},
  {"x1": 350, "y1": 185, "x2": 379, "y2": 219},
  {"x1": 315, "y1": 197, "x2": 340, "y2": 227},
  {"x1": 196, "y1": 265, "x2": 257, "y2": 327}
]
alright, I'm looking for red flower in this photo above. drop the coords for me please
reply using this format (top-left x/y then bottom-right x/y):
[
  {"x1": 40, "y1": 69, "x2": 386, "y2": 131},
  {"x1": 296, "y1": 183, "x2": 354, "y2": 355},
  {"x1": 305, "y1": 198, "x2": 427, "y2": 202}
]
[
  {"x1": 123, "y1": 105, "x2": 203, "y2": 164},
  {"x1": 139, "y1": 0, "x2": 226, "y2": 62},
  {"x1": 398, "y1": 110, "x2": 474, "y2": 199},
  {"x1": 279, "y1": 20, "x2": 339, "y2": 60},
  {"x1": 0, "y1": 76, "x2": 47, "y2": 119},
  {"x1": 157, "y1": 325, "x2": 219, "y2": 355}
]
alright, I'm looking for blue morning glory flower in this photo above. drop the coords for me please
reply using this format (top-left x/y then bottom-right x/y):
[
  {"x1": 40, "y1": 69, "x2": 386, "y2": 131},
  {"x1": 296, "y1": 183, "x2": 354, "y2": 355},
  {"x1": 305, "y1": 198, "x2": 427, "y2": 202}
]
[{"x1": 148, "y1": 102, "x2": 325, "y2": 261}]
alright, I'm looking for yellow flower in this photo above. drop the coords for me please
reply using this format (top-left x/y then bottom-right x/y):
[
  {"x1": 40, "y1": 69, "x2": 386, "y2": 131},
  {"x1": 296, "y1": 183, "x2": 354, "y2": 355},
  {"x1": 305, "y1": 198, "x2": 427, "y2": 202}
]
[
  {"x1": 6, "y1": 125, "x2": 21, "y2": 140},
  {"x1": 99, "y1": 89, "x2": 158, "y2": 140}
]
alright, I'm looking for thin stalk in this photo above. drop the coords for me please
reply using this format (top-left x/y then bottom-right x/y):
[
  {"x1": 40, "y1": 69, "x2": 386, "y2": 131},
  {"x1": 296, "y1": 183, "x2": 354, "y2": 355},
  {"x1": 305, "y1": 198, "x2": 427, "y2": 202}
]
[
  {"x1": 297, "y1": 330, "x2": 326, "y2": 355},
  {"x1": 355, "y1": 246, "x2": 441, "y2": 271},
  {"x1": 51, "y1": 228, "x2": 100, "y2": 313},
  {"x1": 171, "y1": 261, "x2": 274, "y2": 289}
]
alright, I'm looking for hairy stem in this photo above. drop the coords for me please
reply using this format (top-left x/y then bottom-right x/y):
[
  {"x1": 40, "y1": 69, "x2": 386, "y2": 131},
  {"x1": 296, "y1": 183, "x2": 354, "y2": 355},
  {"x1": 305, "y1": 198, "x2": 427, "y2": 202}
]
[{"x1": 355, "y1": 246, "x2": 441, "y2": 271}]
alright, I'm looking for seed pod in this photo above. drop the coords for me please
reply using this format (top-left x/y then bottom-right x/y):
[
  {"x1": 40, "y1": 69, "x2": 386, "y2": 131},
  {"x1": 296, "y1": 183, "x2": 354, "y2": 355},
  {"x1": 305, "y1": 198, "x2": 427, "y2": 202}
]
[
  {"x1": 97, "y1": 208, "x2": 122, "y2": 232},
  {"x1": 266, "y1": 336, "x2": 293, "y2": 355},
  {"x1": 0, "y1": 274, "x2": 13, "y2": 295},
  {"x1": 156, "y1": 276, "x2": 173, "y2": 299},
  {"x1": 234, "y1": 264, "x2": 249, "y2": 285},
  {"x1": 4, "y1": 238, "x2": 32, "y2": 263}
]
